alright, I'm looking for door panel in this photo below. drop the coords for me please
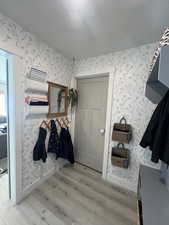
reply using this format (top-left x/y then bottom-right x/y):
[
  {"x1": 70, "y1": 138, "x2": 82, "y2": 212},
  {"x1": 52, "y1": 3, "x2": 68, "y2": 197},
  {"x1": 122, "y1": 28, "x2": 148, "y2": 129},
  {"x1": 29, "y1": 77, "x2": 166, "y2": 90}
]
[{"x1": 75, "y1": 76, "x2": 108, "y2": 172}]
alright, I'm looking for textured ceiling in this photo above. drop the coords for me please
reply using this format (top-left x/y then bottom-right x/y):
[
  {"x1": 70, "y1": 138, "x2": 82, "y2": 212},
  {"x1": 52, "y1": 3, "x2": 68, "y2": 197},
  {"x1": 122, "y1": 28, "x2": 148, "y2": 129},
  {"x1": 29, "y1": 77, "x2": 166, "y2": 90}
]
[{"x1": 0, "y1": 0, "x2": 168, "y2": 58}]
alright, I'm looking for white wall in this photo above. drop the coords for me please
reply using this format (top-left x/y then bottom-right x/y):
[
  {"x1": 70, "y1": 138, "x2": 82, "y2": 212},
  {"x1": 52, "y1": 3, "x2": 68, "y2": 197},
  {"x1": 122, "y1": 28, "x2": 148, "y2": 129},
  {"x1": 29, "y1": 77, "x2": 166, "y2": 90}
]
[
  {"x1": 73, "y1": 43, "x2": 160, "y2": 192},
  {"x1": 0, "y1": 12, "x2": 73, "y2": 198}
]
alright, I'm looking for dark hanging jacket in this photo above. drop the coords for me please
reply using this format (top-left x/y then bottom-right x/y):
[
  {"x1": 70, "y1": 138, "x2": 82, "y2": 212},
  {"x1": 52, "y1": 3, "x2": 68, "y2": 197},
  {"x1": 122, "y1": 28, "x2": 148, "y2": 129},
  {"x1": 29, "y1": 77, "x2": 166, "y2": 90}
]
[
  {"x1": 57, "y1": 127, "x2": 75, "y2": 164},
  {"x1": 140, "y1": 90, "x2": 169, "y2": 164},
  {"x1": 33, "y1": 127, "x2": 47, "y2": 163},
  {"x1": 48, "y1": 120, "x2": 60, "y2": 159}
]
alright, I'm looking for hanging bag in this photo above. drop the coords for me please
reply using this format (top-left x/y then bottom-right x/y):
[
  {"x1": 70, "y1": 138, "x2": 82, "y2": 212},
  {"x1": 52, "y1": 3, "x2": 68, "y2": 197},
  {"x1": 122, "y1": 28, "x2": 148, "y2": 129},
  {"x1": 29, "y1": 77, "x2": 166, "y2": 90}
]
[
  {"x1": 112, "y1": 117, "x2": 132, "y2": 143},
  {"x1": 112, "y1": 143, "x2": 129, "y2": 168}
]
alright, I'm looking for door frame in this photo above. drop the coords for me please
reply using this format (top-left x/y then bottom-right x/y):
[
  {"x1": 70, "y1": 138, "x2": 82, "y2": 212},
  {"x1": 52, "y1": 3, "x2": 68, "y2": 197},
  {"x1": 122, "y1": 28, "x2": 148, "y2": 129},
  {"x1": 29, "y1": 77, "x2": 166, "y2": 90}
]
[
  {"x1": 0, "y1": 41, "x2": 24, "y2": 204},
  {"x1": 8, "y1": 55, "x2": 24, "y2": 204},
  {"x1": 72, "y1": 70, "x2": 115, "y2": 180}
]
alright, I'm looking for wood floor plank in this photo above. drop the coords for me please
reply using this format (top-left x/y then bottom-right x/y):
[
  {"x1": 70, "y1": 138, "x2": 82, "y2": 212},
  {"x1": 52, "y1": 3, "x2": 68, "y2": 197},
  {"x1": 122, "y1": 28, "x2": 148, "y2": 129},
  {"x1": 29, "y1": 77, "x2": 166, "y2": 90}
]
[
  {"x1": 32, "y1": 188, "x2": 80, "y2": 225},
  {"x1": 17, "y1": 198, "x2": 49, "y2": 225},
  {"x1": 53, "y1": 171, "x2": 137, "y2": 225},
  {"x1": 73, "y1": 163, "x2": 136, "y2": 197},
  {"x1": 61, "y1": 166, "x2": 136, "y2": 210},
  {"x1": 0, "y1": 163, "x2": 137, "y2": 225},
  {"x1": 0, "y1": 215, "x2": 8, "y2": 225},
  {"x1": 26, "y1": 195, "x2": 66, "y2": 225},
  {"x1": 38, "y1": 181, "x2": 104, "y2": 225},
  {"x1": 0, "y1": 206, "x2": 31, "y2": 225}
]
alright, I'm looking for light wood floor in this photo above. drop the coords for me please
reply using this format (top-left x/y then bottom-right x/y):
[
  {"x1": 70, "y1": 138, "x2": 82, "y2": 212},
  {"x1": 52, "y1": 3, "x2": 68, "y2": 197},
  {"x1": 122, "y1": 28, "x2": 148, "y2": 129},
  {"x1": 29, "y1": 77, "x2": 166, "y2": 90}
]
[{"x1": 0, "y1": 164, "x2": 137, "y2": 225}]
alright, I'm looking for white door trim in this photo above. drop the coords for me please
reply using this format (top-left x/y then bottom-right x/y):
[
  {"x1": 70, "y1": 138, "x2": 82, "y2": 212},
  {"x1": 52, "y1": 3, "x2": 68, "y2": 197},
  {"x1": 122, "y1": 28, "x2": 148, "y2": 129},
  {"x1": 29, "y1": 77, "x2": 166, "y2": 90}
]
[
  {"x1": 0, "y1": 40, "x2": 23, "y2": 58},
  {"x1": 72, "y1": 69, "x2": 115, "y2": 180},
  {"x1": 0, "y1": 42, "x2": 24, "y2": 204},
  {"x1": 8, "y1": 55, "x2": 24, "y2": 204}
]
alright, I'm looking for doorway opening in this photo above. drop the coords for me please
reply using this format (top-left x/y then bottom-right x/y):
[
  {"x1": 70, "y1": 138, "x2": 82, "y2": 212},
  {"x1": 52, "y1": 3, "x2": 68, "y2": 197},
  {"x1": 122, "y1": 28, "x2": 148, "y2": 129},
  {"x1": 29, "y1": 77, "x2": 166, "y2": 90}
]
[{"x1": 0, "y1": 50, "x2": 10, "y2": 203}]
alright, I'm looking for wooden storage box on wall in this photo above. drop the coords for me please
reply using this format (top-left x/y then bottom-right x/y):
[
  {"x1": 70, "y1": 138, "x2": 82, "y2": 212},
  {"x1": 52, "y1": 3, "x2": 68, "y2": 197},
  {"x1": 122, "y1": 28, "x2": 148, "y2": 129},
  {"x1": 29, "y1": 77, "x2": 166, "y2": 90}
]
[
  {"x1": 112, "y1": 143, "x2": 129, "y2": 169},
  {"x1": 112, "y1": 117, "x2": 132, "y2": 143}
]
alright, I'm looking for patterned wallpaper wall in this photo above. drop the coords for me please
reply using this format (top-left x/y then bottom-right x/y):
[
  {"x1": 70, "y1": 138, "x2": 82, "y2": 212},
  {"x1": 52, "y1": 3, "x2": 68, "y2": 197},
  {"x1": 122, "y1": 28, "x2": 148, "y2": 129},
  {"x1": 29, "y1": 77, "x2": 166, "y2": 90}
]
[
  {"x1": 73, "y1": 43, "x2": 160, "y2": 192},
  {"x1": 0, "y1": 12, "x2": 73, "y2": 192},
  {"x1": 0, "y1": 11, "x2": 161, "y2": 193}
]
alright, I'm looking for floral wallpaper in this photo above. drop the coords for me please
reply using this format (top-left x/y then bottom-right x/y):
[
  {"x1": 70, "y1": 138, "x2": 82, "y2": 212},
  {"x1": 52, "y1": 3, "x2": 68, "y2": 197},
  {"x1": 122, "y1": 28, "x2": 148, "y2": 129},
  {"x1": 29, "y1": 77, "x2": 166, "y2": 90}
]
[
  {"x1": 0, "y1": 11, "x2": 160, "y2": 194},
  {"x1": 73, "y1": 43, "x2": 159, "y2": 192},
  {"x1": 0, "y1": 12, "x2": 73, "y2": 192}
]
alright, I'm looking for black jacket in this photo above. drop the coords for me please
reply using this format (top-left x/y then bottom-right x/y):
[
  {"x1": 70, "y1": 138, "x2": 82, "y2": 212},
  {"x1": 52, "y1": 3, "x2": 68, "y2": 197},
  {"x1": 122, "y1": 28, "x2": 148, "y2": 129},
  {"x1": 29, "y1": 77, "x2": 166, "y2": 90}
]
[
  {"x1": 33, "y1": 127, "x2": 47, "y2": 163},
  {"x1": 140, "y1": 90, "x2": 169, "y2": 164},
  {"x1": 57, "y1": 127, "x2": 75, "y2": 164}
]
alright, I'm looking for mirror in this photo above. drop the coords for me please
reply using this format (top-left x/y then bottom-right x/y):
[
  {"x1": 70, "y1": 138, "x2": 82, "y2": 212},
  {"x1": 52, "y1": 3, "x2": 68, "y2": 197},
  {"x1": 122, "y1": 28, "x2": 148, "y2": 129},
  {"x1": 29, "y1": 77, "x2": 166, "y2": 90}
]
[{"x1": 47, "y1": 81, "x2": 68, "y2": 118}]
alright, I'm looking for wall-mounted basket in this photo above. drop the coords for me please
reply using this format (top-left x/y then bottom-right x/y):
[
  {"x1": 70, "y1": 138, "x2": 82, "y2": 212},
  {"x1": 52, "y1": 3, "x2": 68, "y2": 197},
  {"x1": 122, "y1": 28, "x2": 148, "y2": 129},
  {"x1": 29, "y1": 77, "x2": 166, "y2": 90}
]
[
  {"x1": 112, "y1": 143, "x2": 129, "y2": 169},
  {"x1": 112, "y1": 117, "x2": 132, "y2": 143}
]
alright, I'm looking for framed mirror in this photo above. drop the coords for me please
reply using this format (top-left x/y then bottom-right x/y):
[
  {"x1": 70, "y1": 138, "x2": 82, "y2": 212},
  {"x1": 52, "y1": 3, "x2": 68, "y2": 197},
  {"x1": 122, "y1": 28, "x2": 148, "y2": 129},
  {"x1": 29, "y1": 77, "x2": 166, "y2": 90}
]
[{"x1": 47, "y1": 81, "x2": 68, "y2": 118}]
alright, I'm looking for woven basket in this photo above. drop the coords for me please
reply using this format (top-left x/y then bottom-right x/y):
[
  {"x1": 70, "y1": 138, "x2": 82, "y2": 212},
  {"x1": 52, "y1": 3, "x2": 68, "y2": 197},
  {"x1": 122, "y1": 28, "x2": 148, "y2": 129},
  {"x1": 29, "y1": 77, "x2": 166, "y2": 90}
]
[
  {"x1": 112, "y1": 117, "x2": 132, "y2": 143},
  {"x1": 112, "y1": 143, "x2": 129, "y2": 168}
]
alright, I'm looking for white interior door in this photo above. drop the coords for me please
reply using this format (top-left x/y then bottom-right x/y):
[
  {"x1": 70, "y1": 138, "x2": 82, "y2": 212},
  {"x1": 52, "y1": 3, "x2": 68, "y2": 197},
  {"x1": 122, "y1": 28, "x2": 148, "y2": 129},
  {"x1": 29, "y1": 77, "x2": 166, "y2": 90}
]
[{"x1": 75, "y1": 76, "x2": 108, "y2": 172}]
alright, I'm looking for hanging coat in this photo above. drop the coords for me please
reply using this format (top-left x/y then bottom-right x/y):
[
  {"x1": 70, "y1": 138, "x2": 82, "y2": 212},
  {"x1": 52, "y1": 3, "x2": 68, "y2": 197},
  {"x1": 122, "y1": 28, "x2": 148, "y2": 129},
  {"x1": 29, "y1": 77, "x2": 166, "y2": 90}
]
[
  {"x1": 140, "y1": 90, "x2": 169, "y2": 164},
  {"x1": 33, "y1": 127, "x2": 47, "y2": 163},
  {"x1": 48, "y1": 120, "x2": 60, "y2": 159},
  {"x1": 57, "y1": 127, "x2": 75, "y2": 164}
]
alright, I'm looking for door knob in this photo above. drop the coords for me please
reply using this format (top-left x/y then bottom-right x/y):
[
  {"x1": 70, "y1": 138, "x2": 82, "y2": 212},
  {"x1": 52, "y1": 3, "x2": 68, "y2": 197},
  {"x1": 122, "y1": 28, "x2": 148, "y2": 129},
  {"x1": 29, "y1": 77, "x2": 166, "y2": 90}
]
[{"x1": 100, "y1": 129, "x2": 105, "y2": 135}]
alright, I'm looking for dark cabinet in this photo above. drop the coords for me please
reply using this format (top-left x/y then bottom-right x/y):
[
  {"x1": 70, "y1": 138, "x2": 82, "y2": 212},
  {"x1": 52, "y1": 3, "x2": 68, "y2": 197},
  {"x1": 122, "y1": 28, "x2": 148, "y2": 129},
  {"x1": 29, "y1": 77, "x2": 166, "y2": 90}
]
[{"x1": 137, "y1": 165, "x2": 169, "y2": 225}]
